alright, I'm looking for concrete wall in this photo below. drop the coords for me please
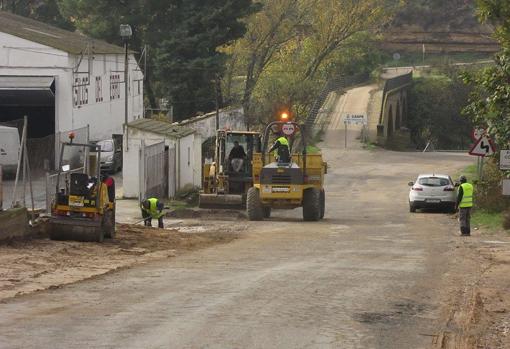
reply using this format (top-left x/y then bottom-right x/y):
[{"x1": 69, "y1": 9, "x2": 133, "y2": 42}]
[
  {"x1": 375, "y1": 72, "x2": 412, "y2": 146},
  {"x1": 0, "y1": 208, "x2": 28, "y2": 241},
  {"x1": 123, "y1": 128, "x2": 201, "y2": 199},
  {"x1": 176, "y1": 107, "x2": 246, "y2": 140},
  {"x1": 381, "y1": 90, "x2": 408, "y2": 139},
  {"x1": 0, "y1": 32, "x2": 144, "y2": 141}
]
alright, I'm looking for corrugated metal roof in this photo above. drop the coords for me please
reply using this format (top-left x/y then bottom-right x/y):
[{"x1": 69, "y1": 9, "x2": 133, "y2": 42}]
[
  {"x1": 128, "y1": 118, "x2": 195, "y2": 139},
  {"x1": 0, "y1": 11, "x2": 125, "y2": 55}
]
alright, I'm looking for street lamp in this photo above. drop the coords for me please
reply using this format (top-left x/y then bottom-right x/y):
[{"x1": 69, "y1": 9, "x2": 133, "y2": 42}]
[{"x1": 120, "y1": 24, "x2": 132, "y2": 150}]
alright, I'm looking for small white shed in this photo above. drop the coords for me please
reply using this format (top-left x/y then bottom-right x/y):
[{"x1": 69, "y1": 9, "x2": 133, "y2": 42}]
[{"x1": 123, "y1": 118, "x2": 202, "y2": 199}]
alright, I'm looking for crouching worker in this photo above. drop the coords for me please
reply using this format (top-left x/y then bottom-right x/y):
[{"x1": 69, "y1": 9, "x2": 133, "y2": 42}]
[{"x1": 141, "y1": 197, "x2": 165, "y2": 228}]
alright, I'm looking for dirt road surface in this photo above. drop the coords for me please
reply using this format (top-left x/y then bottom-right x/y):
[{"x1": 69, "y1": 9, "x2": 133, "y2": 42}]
[{"x1": 0, "y1": 119, "x2": 479, "y2": 349}]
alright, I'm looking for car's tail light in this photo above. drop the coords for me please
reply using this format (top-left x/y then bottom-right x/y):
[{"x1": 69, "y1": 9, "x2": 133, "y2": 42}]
[
  {"x1": 444, "y1": 186, "x2": 455, "y2": 191},
  {"x1": 412, "y1": 187, "x2": 423, "y2": 191}
]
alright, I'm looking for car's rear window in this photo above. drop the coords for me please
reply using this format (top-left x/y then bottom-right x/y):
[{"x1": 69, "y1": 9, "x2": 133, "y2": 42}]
[{"x1": 418, "y1": 177, "x2": 450, "y2": 187}]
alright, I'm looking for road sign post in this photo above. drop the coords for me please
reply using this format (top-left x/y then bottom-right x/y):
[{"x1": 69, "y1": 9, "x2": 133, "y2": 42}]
[{"x1": 468, "y1": 133, "x2": 496, "y2": 180}]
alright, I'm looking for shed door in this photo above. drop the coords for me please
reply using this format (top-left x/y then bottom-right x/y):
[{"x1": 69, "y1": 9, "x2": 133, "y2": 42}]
[{"x1": 139, "y1": 140, "x2": 166, "y2": 199}]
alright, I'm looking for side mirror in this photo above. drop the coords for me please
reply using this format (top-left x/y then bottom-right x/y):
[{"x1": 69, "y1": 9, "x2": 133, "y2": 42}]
[
  {"x1": 408, "y1": 181, "x2": 414, "y2": 187},
  {"x1": 62, "y1": 164, "x2": 70, "y2": 172}
]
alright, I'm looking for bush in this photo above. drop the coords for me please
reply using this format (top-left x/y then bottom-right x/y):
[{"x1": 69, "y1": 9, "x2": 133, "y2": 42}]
[
  {"x1": 476, "y1": 158, "x2": 510, "y2": 212},
  {"x1": 408, "y1": 73, "x2": 473, "y2": 149}
]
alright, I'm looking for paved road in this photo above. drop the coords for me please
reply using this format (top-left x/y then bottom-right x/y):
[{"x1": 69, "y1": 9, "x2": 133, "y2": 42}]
[
  {"x1": 0, "y1": 130, "x2": 472, "y2": 349},
  {"x1": 0, "y1": 85, "x2": 473, "y2": 348}
]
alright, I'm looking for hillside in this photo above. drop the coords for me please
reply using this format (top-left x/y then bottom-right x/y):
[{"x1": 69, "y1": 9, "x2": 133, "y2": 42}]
[{"x1": 383, "y1": 0, "x2": 498, "y2": 54}]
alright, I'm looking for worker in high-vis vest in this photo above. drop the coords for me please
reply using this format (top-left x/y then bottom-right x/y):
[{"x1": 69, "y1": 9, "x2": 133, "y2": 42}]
[
  {"x1": 141, "y1": 197, "x2": 165, "y2": 228},
  {"x1": 456, "y1": 175, "x2": 474, "y2": 236},
  {"x1": 268, "y1": 133, "x2": 290, "y2": 163}
]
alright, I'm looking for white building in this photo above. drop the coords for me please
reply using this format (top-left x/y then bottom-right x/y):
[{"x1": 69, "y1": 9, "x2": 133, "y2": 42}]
[
  {"x1": 123, "y1": 119, "x2": 202, "y2": 199},
  {"x1": 175, "y1": 107, "x2": 246, "y2": 140},
  {"x1": 0, "y1": 11, "x2": 143, "y2": 142}
]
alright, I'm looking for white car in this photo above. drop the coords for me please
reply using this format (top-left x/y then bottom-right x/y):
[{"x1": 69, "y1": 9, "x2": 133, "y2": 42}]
[{"x1": 408, "y1": 174, "x2": 456, "y2": 213}]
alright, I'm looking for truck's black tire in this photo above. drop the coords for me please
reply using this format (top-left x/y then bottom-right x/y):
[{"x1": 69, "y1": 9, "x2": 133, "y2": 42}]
[
  {"x1": 320, "y1": 189, "x2": 325, "y2": 219},
  {"x1": 247, "y1": 187, "x2": 264, "y2": 221},
  {"x1": 303, "y1": 188, "x2": 321, "y2": 221},
  {"x1": 263, "y1": 206, "x2": 271, "y2": 218}
]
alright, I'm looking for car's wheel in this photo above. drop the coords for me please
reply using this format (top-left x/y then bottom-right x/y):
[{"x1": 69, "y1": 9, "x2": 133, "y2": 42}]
[
  {"x1": 409, "y1": 202, "x2": 416, "y2": 213},
  {"x1": 448, "y1": 204, "x2": 457, "y2": 214},
  {"x1": 247, "y1": 187, "x2": 264, "y2": 221},
  {"x1": 303, "y1": 188, "x2": 321, "y2": 221}
]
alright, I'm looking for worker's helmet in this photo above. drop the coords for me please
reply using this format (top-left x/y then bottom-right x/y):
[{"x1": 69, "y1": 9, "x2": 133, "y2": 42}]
[{"x1": 459, "y1": 175, "x2": 467, "y2": 183}]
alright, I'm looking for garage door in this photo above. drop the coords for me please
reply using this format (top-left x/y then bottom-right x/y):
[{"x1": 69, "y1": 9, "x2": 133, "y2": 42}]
[{"x1": 0, "y1": 76, "x2": 55, "y2": 106}]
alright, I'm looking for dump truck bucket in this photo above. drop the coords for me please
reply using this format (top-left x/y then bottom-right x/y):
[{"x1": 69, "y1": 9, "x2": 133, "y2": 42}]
[
  {"x1": 48, "y1": 217, "x2": 104, "y2": 242},
  {"x1": 198, "y1": 193, "x2": 244, "y2": 209}
]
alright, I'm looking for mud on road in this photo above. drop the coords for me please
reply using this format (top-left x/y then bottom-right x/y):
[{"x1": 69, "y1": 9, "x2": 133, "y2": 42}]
[{"x1": 0, "y1": 222, "x2": 241, "y2": 301}]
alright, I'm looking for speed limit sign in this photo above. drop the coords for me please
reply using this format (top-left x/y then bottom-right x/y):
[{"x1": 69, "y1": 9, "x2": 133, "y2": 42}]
[{"x1": 282, "y1": 123, "x2": 295, "y2": 136}]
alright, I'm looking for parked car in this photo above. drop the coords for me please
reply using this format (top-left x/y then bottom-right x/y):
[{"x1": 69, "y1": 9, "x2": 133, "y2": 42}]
[
  {"x1": 408, "y1": 174, "x2": 456, "y2": 213},
  {"x1": 97, "y1": 135, "x2": 122, "y2": 173},
  {"x1": 0, "y1": 126, "x2": 20, "y2": 177}
]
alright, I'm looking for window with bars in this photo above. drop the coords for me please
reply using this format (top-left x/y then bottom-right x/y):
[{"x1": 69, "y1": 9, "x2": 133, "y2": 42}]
[
  {"x1": 73, "y1": 75, "x2": 89, "y2": 107},
  {"x1": 95, "y1": 76, "x2": 103, "y2": 103},
  {"x1": 110, "y1": 74, "x2": 121, "y2": 100}
]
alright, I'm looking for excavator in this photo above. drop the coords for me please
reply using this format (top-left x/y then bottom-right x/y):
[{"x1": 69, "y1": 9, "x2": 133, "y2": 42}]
[
  {"x1": 199, "y1": 129, "x2": 261, "y2": 209},
  {"x1": 48, "y1": 133, "x2": 115, "y2": 242}
]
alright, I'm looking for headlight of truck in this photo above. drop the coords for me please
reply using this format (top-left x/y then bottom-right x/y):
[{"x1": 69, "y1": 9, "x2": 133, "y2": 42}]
[{"x1": 106, "y1": 155, "x2": 114, "y2": 162}]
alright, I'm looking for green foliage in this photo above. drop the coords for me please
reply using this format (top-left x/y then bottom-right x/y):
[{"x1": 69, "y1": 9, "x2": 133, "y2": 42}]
[
  {"x1": 408, "y1": 72, "x2": 473, "y2": 149},
  {"x1": 154, "y1": 0, "x2": 257, "y2": 120},
  {"x1": 2, "y1": 0, "x2": 74, "y2": 29},
  {"x1": 226, "y1": 0, "x2": 400, "y2": 128},
  {"x1": 462, "y1": 49, "x2": 510, "y2": 147},
  {"x1": 476, "y1": 0, "x2": 510, "y2": 47},
  {"x1": 472, "y1": 210, "x2": 503, "y2": 231},
  {"x1": 57, "y1": 0, "x2": 256, "y2": 120},
  {"x1": 474, "y1": 158, "x2": 510, "y2": 212},
  {"x1": 462, "y1": 1, "x2": 510, "y2": 158},
  {"x1": 392, "y1": 0, "x2": 478, "y2": 30}
]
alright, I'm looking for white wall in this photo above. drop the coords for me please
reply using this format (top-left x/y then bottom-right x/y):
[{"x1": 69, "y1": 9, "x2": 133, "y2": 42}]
[
  {"x1": 0, "y1": 32, "x2": 144, "y2": 141},
  {"x1": 177, "y1": 107, "x2": 246, "y2": 140},
  {"x1": 122, "y1": 127, "x2": 202, "y2": 198},
  {"x1": 178, "y1": 133, "x2": 201, "y2": 189},
  {"x1": 123, "y1": 128, "x2": 172, "y2": 198}
]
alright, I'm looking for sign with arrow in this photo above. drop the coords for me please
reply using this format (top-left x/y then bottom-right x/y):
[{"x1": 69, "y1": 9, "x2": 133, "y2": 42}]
[{"x1": 469, "y1": 135, "x2": 496, "y2": 157}]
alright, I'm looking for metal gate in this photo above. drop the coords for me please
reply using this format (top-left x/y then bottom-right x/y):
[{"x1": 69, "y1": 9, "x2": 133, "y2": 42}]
[{"x1": 139, "y1": 140, "x2": 166, "y2": 199}]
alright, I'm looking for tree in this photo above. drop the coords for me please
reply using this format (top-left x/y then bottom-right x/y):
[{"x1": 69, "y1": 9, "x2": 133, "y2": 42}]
[
  {"x1": 1, "y1": 0, "x2": 73, "y2": 29},
  {"x1": 227, "y1": 0, "x2": 400, "y2": 128},
  {"x1": 302, "y1": 0, "x2": 398, "y2": 79},
  {"x1": 57, "y1": 0, "x2": 256, "y2": 120},
  {"x1": 154, "y1": 0, "x2": 257, "y2": 120},
  {"x1": 408, "y1": 74, "x2": 473, "y2": 149},
  {"x1": 463, "y1": 0, "x2": 510, "y2": 148}
]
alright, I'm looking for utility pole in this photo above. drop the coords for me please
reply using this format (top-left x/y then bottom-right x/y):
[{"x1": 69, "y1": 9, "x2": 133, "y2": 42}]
[
  {"x1": 120, "y1": 24, "x2": 132, "y2": 150},
  {"x1": 214, "y1": 74, "x2": 221, "y2": 131}
]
